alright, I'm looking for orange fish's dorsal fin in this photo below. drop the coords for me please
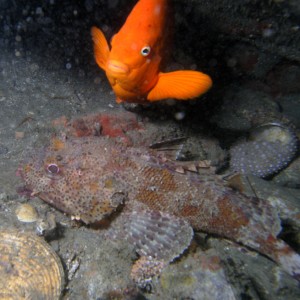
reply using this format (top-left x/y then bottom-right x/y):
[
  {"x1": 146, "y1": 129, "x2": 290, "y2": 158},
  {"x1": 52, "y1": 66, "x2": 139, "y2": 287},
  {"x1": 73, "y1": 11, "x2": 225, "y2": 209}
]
[
  {"x1": 147, "y1": 70, "x2": 213, "y2": 102},
  {"x1": 91, "y1": 26, "x2": 110, "y2": 71}
]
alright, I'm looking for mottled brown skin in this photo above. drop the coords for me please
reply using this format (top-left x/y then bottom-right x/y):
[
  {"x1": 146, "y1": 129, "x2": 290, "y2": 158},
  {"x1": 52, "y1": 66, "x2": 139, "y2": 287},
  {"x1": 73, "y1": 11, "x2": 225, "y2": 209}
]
[{"x1": 19, "y1": 133, "x2": 300, "y2": 280}]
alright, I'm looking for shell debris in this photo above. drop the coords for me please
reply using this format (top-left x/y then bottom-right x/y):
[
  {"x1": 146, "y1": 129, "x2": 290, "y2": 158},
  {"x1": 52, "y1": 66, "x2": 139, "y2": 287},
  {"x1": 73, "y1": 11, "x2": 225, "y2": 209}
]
[{"x1": 0, "y1": 229, "x2": 64, "y2": 300}]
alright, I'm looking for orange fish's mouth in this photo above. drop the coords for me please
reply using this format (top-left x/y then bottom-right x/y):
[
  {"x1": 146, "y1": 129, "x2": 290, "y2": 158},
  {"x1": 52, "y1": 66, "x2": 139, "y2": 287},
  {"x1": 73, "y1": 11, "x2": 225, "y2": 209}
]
[{"x1": 107, "y1": 60, "x2": 129, "y2": 75}]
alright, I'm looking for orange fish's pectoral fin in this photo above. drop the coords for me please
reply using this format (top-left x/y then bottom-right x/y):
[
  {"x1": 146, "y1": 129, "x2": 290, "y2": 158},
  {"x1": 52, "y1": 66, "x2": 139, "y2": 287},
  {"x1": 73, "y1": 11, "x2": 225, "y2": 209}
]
[
  {"x1": 147, "y1": 71, "x2": 213, "y2": 102},
  {"x1": 91, "y1": 26, "x2": 110, "y2": 71}
]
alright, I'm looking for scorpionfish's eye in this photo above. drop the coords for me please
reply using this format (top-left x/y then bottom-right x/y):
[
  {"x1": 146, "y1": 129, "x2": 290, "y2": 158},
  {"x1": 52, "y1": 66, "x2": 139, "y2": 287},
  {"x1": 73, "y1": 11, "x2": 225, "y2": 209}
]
[
  {"x1": 141, "y1": 46, "x2": 151, "y2": 56},
  {"x1": 47, "y1": 163, "x2": 60, "y2": 174}
]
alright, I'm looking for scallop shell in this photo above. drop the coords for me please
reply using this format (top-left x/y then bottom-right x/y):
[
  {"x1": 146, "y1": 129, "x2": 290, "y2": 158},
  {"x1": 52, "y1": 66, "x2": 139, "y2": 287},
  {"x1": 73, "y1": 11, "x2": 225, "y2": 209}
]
[
  {"x1": 15, "y1": 203, "x2": 39, "y2": 223},
  {"x1": 0, "y1": 229, "x2": 64, "y2": 299}
]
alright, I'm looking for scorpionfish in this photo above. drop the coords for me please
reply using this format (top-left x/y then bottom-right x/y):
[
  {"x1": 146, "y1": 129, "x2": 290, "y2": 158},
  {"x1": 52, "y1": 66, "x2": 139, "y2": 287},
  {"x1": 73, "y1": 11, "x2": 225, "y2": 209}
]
[
  {"x1": 18, "y1": 113, "x2": 300, "y2": 283},
  {"x1": 91, "y1": 0, "x2": 212, "y2": 103}
]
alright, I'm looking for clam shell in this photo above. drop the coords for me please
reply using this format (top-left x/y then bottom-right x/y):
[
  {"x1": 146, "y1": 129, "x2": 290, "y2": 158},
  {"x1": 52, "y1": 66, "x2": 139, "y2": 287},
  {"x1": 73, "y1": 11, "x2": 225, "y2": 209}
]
[{"x1": 0, "y1": 229, "x2": 64, "y2": 299}]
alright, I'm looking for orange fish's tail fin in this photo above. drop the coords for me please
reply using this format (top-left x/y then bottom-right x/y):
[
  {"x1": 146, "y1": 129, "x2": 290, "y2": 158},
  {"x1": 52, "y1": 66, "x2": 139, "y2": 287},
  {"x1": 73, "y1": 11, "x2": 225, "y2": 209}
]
[
  {"x1": 147, "y1": 70, "x2": 212, "y2": 102},
  {"x1": 91, "y1": 26, "x2": 110, "y2": 71}
]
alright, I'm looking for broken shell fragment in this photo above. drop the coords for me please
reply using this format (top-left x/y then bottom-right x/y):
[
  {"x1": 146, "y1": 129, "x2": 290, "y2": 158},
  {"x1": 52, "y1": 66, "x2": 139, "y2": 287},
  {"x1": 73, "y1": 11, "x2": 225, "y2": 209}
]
[
  {"x1": 0, "y1": 229, "x2": 64, "y2": 300},
  {"x1": 15, "y1": 203, "x2": 38, "y2": 223},
  {"x1": 36, "y1": 213, "x2": 57, "y2": 237}
]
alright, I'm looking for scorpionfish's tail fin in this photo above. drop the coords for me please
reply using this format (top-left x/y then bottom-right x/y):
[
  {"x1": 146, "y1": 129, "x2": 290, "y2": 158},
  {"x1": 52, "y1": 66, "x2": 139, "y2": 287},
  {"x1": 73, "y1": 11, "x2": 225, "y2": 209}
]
[{"x1": 261, "y1": 235, "x2": 300, "y2": 282}]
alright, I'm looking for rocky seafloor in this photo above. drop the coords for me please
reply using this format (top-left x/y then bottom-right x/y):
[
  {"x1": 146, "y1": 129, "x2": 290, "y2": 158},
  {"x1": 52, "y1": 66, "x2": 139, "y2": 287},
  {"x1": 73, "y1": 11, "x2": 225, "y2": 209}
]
[{"x1": 0, "y1": 0, "x2": 300, "y2": 299}]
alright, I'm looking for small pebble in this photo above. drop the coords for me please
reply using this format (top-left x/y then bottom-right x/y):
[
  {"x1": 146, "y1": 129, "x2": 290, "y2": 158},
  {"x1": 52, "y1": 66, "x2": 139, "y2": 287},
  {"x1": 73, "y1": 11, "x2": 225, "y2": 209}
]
[
  {"x1": 262, "y1": 28, "x2": 275, "y2": 38},
  {"x1": 66, "y1": 62, "x2": 72, "y2": 70},
  {"x1": 15, "y1": 35, "x2": 22, "y2": 42},
  {"x1": 15, "y1": 131, "x2": 25, "y2": 139},
  {"x1": 174, "y1": 111, "x2": 185, "y2": 121},
  {"x1": 35, "y1": 7, "x2": 43, "y2": 16}
]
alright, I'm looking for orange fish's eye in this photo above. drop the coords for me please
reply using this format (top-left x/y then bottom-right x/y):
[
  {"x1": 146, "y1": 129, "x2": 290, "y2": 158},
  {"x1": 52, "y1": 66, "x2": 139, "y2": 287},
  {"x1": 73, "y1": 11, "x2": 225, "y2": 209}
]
[{"x1": 141, "y1": 46, "x2": 151, "y2": 56}]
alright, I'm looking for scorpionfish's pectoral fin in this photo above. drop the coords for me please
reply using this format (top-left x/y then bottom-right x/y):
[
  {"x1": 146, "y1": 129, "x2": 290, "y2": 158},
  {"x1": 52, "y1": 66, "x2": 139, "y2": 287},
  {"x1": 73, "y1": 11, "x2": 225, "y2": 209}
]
[
  {"x1": 105, "y1": 208, "x2": 193, "y2": 288},
  {"x1": 123, "y1": 209, "x2": 194, "y2": 262},
  {"x1": 107, "y1": 208, "x2": 193, "y2": 263}
]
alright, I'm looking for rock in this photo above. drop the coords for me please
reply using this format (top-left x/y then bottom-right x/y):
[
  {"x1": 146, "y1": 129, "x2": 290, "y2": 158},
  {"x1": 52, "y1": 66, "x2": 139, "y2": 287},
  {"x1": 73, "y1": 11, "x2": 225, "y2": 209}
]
[
  {"x1": 211, "y1": 86, "x2": 281, "y2": 131},
  {"x1": 266, "y1": 64, "x2": 300, "y2": 94},
  {"x1": 272, "y1": 156, "x2": 300, "y2": 188},
  {"x1": 210, "y1": 237, "x2": 300, "y2": 300},
  {"x1": 276, "y1": 94, "x2": 300, "y2": 128},
  {"x1": 158, "y1": 248, "x2": 236, "y2": 300}
]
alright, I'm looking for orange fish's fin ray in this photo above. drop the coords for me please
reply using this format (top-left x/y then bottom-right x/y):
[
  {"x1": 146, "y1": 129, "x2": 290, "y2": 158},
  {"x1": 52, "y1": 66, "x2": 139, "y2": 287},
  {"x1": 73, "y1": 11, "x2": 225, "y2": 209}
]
[
  {"x1": 147, "y1": 71, "x2": 213, "y2": 102},
  {"x1": 91, "y1": 26, "x2": 110, "y2": 70}
]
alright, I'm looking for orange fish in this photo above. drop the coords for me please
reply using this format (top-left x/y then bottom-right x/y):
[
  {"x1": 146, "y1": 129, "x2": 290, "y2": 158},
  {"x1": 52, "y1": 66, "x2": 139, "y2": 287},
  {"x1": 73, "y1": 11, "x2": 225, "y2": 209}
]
[{"x1": 91, "y1": 0, "x2": 212, "y2": 104}]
